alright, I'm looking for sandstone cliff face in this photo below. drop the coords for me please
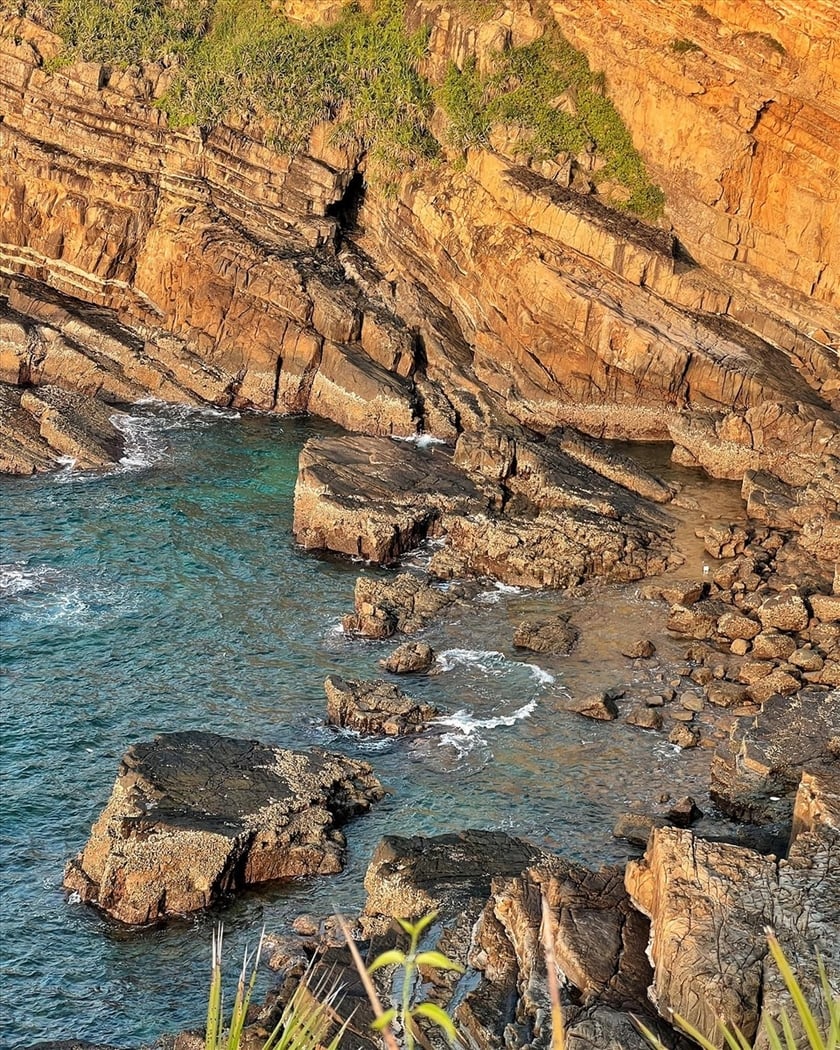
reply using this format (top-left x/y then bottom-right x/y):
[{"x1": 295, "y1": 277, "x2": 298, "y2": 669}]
[
  {"x1": 1, "y1": 4, "x2": 838, "y2": 537},
  {"x1": 549, "y1": 0, "x2": 840, "y2": 327}
]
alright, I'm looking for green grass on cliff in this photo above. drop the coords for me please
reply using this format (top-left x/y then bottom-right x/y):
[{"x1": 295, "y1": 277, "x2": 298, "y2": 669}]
[
  {"x1": 44, "y1": 0, "x2": 438, "y2": 185},
  {"x1": 42, "y1": 0, "x2": 662, "y2": 214},
  {"x1": 163, "y1": 0, "x2": 438, "y2": 176},
  {"x1": 437, "y1": 29, "x2": 665, "y2": 217},
  {"x1": 40, "y1": 0, "x2": 213, "y2": 64}
]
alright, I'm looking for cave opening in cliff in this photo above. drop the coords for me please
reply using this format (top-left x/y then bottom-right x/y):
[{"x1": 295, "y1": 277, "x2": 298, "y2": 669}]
[{"x1": 326, "y1": 172, "x2": 366, "y2": 235}]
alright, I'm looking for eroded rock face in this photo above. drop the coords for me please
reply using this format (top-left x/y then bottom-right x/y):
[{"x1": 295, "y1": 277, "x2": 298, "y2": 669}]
[
  {"x1": 0, "y1": 381, "x2": 125, "y2": 472},
  {"x1": 627, "y1": 817, "x2": 840, "y2": 1050},
  {"x1": 362, "y1": 829, "x2": 546, "y2": 922},
  {"x1": 710, "y1": 688, "x2": 839, "y2": 825},
  {"x1": 626, "y1": 829, "x2": 776, "y2": 1043},
  {"x1": 63, "y1": 731, "x2": 384, "y2": 924},
  {"x1": 293, "y1": 434, "x2": 483, "y2": 564},
  {"x1": 342, "y1": 572, "x2": 471, "y2": 638},
  {"x1": 324, "y1": 674, "x2": 438, "y2": 736}
]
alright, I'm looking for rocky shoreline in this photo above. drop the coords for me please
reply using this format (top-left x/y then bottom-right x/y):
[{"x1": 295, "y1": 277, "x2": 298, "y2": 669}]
[
  {"x1": 47, "y1": 464, "x2": 839, "y2": 1047},
  {"x1": 3, "y1": 0, "x2": 839, "y2": 1046}
]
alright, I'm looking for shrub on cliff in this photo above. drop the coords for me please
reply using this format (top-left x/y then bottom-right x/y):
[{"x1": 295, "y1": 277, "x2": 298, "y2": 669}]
[
  {"x1": 437, "y1": 27, "x2": 665, "y2": 218},
  {"x1": 42, "y1": 0, "x2": 662, "y2": 213}
]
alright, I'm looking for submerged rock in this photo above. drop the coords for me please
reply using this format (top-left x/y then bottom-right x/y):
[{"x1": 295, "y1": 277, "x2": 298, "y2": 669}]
[
  {"x1": 324, "y1": 673, "x2": 438, "y2": 736},
  {"x1": 513, "y1": 614, "x2": 579, "y2": 654},
  {"x1": 63, "y1": 731, "x2": 384, "y2": 924}
]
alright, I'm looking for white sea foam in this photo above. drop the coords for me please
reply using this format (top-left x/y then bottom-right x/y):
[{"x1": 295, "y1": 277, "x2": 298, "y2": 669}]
[
  {"x1": 393, "y1": 433, "x2": 448, "y2": 448},
  {"x1": 476, "y1": 582, "x2": 525, "y2": 604},
  {"x1": 113, "y1": 413, "x2": 169, "y2": 469},
  {"x1": 527, "y1": 664, "x2": 556, "y2": 686},
  {"x1": 436, "y1": 648, "x2": 508, "y2": 674},
  {"x1": 20, "y1": 588, "x2": 88, "y2": 624},
  {"x1": 433, "y1": 698, "x2": 537, "y2": 754},
  {"x1": 134, "y1": 397, "x2": 240, "y2": 421},
  {"x1": 0, "y1": 564, "x2": 58, "y2": 597},
  {"x1": 111, "y1": 401, "x2": 241, "y2": 472}
]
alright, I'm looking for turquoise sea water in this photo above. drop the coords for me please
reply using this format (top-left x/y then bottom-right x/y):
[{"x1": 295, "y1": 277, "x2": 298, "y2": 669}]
[{"x1": 1, "y1": 404, "x2": 716, "y2": 1048}]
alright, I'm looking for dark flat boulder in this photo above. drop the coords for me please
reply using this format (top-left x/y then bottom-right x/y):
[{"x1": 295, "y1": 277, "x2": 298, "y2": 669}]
[{"x1": 64, "y1": 731, "x2": 384, "y2": 924}]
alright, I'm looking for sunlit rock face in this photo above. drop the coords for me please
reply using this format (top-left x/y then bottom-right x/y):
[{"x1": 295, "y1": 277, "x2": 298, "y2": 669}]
[{"x1": 1, "y1": 4, "x2": 837, "y2": 550}]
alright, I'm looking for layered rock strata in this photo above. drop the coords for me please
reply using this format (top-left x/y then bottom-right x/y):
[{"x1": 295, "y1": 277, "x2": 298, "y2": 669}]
[
  {"x1": 63, "y1": 731, "x2": 384, "y2": 924},
  {"x1": 1, "y1": 8, "x2": 838, "y2": 553},
  {"x1": 0, "y1": 381, "x2": 126, "y2": 472},
  {"x1": 627, "y1": 813, "x2": 840, "y2": 1048}
]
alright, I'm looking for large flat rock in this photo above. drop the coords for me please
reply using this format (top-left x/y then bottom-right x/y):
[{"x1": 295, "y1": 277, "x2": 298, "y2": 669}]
[
  {"x1": 294, "y1": 430, "x2": 678, "y2": 587},
  {"x1": 64, "y1": 731, "x2": 384, "y2": 924}
]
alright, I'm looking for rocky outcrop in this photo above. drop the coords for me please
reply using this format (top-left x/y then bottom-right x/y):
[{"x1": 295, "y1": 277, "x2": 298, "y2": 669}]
[
  {"x1": 0, "y1": 381, "x2": 125, "y2": 472},
  {"x1": 361, "y1": 829, "x2": 546, "y2": 923},
  {"x1": 215, "y1": 809, "x2": 838, "y2": 1050},
  {"x1": 513, "y1": 615, "x2": 579, "y2": 655},
  {"x1": 63, "y1": 731, "x2": 384, "y2": 924},
  {"x1": 296, "y1": 430, "x2": 679, "y2": 587},
  {"x1": 379, "y1": 640, "x2": 436, "y2": 674},
  {"x1": 324, "y1": 673, "x2": 439, "y2": 736},
  {"x1": 293, "y1": 434, "x2": 484, "y2": 564},
  {"x1": 342, "y1": 572, "x2": 473, "y2": 638}
]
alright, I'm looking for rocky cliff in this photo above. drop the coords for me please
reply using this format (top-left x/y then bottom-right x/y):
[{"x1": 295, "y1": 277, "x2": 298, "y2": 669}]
[{"x1": 0, "y1": 1, "x2": 837, "y2": 560}]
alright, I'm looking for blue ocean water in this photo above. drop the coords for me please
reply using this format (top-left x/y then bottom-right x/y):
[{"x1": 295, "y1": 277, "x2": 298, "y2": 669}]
[{"x1": 0, "y1": 404, "x2": 715, "y2": 1048}]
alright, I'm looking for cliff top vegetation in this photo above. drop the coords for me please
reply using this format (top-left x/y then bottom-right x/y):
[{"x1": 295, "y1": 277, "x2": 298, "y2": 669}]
[{"x1": 26, "y1": 0, "x2": 665, "y2": 216}]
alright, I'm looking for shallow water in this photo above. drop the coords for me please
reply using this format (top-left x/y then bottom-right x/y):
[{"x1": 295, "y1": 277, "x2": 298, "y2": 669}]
[{"x1": 0, "y1": 405, "x2": 743, "y2": 1048}]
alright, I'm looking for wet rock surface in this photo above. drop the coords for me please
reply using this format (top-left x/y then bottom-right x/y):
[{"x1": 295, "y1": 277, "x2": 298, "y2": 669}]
[
  {"x1": 342, "y1": 572, "x2": 473, "y2": 638},
  {"x1": 324, "y1": 673, "x2": 439, "y2": 736},
  {"x1": 513, "y1": 614, "x2": 579, "y2": 654},
  {"x1": 379, "y1": 640, "x2": 436, "y2": 674},
  {"x1": 63, "y1": 731, "x2": 384, "y2": 924}
]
